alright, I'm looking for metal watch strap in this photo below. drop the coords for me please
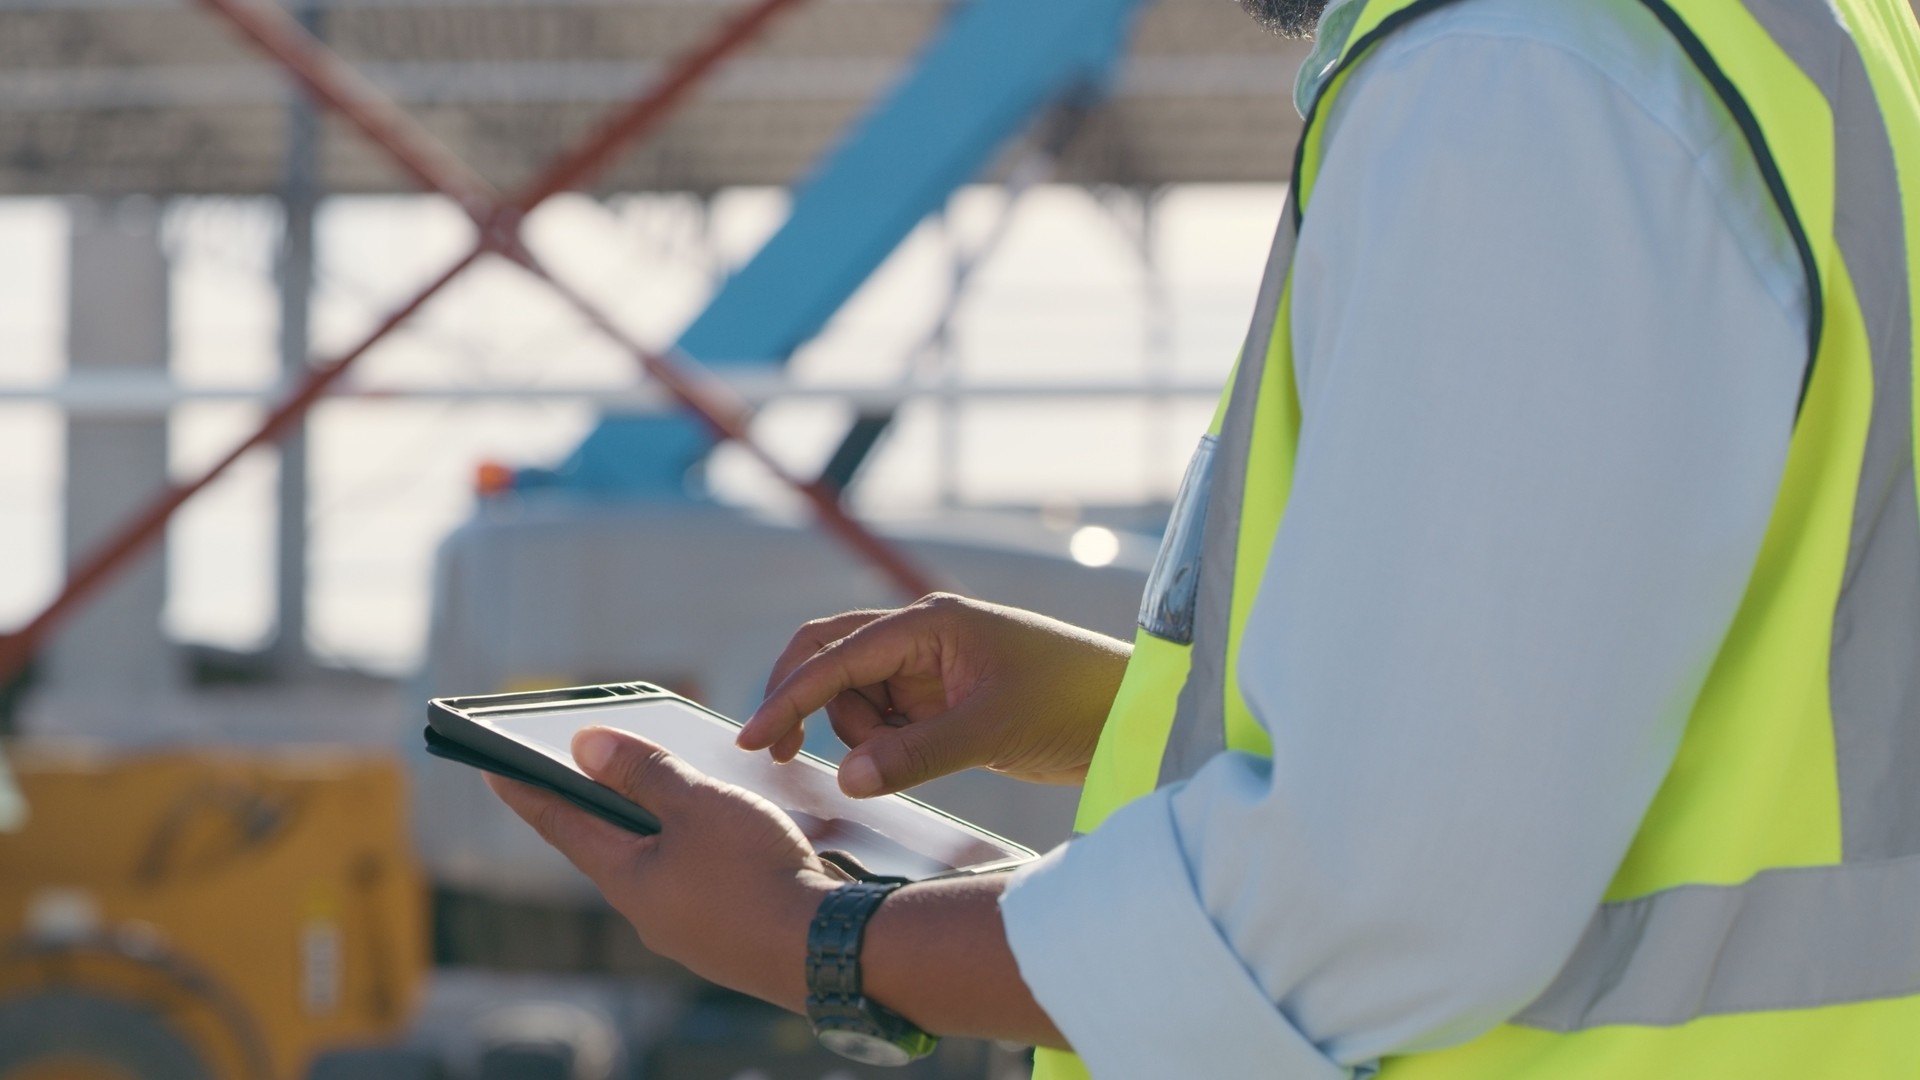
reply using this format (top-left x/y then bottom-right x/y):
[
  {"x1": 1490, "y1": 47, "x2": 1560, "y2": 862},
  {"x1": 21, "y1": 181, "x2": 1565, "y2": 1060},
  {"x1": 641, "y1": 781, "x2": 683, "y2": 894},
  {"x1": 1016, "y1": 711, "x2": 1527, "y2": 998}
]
[
  {"x1": 805, "y1": 881, "x2": 939, "y2": 1065},
  {"x1": 807, "y1": 881, "x2": 901, "y2": 1016}
]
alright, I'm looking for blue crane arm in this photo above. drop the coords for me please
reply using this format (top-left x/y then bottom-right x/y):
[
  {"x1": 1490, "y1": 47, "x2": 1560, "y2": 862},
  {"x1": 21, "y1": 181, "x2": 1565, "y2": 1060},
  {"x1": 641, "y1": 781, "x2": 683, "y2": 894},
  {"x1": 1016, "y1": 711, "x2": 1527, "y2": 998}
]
[{"x1": 535, "y1": 0, "x2": 1149, "y2": 499}]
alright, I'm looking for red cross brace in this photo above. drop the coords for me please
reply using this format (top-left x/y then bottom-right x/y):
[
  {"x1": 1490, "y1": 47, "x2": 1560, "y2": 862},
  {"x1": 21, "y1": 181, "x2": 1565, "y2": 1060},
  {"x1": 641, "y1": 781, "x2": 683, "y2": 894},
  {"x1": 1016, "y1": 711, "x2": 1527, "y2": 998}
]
[{"x1": 0, "y1": 0, "x2": 949, "y2": 686}]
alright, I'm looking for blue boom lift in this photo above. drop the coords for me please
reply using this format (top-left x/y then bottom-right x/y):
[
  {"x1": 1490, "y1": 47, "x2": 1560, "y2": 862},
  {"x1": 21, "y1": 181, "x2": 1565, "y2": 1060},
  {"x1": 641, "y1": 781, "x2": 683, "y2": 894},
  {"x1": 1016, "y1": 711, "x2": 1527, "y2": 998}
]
[{"x1": 518, "y1": 0, "x2": 1154, "y2": 500}]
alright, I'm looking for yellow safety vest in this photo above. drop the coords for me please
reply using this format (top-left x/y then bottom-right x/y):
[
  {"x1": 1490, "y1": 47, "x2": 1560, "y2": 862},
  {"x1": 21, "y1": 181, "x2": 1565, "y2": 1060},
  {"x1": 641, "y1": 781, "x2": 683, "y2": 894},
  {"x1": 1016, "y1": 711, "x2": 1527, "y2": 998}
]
[{"x1": 1034, "y1": 0, "x2": 1920, "y2": 1076}]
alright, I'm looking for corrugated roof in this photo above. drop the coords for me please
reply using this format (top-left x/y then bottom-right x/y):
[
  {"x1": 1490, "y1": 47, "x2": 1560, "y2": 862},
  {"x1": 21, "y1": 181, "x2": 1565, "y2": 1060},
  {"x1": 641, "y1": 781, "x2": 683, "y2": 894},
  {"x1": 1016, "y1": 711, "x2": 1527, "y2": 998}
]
[{"x1": 0, "y1": 0, "x2": 1309, "y2": 194}]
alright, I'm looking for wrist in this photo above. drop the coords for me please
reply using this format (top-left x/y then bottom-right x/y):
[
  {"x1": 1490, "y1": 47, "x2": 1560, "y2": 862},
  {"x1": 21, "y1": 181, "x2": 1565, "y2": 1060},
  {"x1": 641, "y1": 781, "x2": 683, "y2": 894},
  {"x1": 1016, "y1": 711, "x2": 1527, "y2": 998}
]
[
  {"x1": 753, "y1": 870, "x2": 842, "y2": 1015},
  {"x1": 804, "y1": 879, "x2": 941, "y2": 1066}
]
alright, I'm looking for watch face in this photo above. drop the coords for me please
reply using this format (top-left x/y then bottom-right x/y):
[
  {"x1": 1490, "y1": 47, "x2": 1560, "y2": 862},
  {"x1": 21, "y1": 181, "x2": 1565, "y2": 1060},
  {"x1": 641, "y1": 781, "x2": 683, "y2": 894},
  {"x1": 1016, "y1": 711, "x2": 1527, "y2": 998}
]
[{"x1": 818, "y1": 1026, "x2": 916, "y2": 1067}]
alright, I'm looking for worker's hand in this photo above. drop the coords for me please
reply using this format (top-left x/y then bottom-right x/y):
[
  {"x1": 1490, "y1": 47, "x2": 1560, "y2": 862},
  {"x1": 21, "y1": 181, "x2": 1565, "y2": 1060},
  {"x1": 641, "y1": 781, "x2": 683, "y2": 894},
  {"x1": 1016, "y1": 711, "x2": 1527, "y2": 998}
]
[
  {"x1": 738, "y1": 593, "x2": 1132, "y2": 797},
  {"x1": 484, "y1": 726, "x2": 839, "y2": 1014}
]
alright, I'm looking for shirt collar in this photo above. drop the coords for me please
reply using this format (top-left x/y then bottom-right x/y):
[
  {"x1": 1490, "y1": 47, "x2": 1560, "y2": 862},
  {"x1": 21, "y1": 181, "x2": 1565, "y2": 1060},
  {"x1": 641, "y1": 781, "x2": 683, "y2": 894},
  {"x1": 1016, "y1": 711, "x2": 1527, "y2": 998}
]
[{"x1": 1294, "y1": 0, "x2": 1368, "y2": 117}]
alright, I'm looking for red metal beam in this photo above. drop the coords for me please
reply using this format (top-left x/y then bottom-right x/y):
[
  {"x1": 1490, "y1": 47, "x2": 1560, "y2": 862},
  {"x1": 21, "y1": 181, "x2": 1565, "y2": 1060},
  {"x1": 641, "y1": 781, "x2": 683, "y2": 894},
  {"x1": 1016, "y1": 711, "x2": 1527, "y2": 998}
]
[
  {"x1": 0, "y1": 0, "x2": 946, "y2": 686},
  {"x1": 192, "y1": 0, "x2": 499, "y2": 220},
  {"x1": 512, "y1": 250, "x2": 945, "y2": 599},
  {"x1": 0, "y1": 250, "x2": 483, "y2": 683},
  {"x1": 507, "y1": 0, "x2": 809, "y2": 215}
]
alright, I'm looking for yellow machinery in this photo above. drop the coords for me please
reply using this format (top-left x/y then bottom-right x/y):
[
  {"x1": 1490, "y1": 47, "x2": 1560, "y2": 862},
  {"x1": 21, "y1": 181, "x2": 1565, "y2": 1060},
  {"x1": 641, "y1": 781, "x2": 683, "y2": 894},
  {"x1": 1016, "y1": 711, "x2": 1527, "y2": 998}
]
[{"x1": 0, "y1": 745, "x2": 427, "y2": 1080}]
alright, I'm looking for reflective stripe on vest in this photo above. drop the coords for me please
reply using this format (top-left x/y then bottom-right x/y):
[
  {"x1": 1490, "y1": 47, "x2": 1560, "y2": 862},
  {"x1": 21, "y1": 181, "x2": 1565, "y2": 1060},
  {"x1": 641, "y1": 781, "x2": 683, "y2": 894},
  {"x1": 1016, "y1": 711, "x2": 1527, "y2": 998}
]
[
  {"x1": 1037, "y1": 1, "x2": 1920, "y2": 1077},
  {"x1": 1154, "y1": 200, "x2": 1299, "y2": 787}
]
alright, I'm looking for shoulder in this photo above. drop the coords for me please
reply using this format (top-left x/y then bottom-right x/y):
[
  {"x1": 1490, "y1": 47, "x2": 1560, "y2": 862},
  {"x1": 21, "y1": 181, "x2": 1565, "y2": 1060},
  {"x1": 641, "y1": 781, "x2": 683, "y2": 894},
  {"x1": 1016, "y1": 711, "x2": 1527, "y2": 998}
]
[
  {"x1": 1322, "y1": 0, "x2": 1723, "y2": 162},
  {"x1": 1306, "y1": 0, "x2": 1807, "y2": 329}
]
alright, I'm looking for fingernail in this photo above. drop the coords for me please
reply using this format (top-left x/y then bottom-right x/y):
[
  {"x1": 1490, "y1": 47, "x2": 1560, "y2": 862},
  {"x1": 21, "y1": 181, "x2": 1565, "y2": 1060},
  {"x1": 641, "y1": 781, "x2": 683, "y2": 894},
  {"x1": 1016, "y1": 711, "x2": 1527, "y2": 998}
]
[
  {"x1": 840, "y1": 754, "x2": 881, "y2": 798},
  {"x1": 574, "y1": 728, "x2": 616, "y2": 773}
]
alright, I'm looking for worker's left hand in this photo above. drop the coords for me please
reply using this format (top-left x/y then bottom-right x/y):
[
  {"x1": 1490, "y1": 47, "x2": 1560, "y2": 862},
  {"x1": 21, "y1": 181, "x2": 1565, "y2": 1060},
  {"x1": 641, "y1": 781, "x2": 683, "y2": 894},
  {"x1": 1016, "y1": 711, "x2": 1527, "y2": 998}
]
[{"x1": 484, "y1": 725, "x2": 841, "y2": 1012}]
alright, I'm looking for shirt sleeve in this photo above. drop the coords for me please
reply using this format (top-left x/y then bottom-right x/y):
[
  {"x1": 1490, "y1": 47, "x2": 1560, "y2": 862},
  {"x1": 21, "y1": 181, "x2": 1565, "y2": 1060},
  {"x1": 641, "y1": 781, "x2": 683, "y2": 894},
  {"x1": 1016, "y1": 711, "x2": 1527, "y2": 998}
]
[{"x1": 1000, "y1": 19, "x2": 1806, "y2": 1079}]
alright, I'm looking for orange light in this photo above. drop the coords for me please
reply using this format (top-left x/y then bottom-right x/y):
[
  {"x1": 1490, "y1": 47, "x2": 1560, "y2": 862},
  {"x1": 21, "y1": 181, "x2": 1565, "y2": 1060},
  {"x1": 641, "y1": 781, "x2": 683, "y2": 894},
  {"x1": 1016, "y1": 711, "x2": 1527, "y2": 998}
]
[{"x1": 474, "y1": 461, "x2": 516, "y2": 498}]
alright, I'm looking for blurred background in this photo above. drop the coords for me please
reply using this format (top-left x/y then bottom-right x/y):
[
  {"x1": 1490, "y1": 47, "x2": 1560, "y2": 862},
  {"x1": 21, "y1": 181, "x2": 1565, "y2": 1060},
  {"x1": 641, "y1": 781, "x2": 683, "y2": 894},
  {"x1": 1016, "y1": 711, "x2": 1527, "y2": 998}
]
[{"x1": 0, "y1": 0, "x2": 1307, "y2": 1076}]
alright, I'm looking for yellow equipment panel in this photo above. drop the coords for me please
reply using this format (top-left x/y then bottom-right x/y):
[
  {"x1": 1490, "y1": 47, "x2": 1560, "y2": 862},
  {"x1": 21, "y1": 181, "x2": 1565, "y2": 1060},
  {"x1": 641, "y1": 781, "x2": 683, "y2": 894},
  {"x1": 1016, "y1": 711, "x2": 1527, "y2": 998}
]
[{"x1": 0, "y1": 745, "x2": 428, "y2": 1080}]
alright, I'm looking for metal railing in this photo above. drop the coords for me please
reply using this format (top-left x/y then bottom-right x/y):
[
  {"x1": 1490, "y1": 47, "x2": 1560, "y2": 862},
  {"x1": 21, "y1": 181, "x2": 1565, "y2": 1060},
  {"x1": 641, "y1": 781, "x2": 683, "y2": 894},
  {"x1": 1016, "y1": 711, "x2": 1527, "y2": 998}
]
[{"x1": 0, "y1": 376, "x2": 1227, "y2": 416}]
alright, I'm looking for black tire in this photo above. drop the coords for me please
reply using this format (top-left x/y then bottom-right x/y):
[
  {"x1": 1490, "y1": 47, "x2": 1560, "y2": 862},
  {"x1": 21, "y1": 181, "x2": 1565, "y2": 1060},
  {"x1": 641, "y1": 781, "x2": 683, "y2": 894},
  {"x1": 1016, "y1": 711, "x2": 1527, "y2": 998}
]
[{"x1": 0, "y1": 990, "x2": 215, "y2": 1080}]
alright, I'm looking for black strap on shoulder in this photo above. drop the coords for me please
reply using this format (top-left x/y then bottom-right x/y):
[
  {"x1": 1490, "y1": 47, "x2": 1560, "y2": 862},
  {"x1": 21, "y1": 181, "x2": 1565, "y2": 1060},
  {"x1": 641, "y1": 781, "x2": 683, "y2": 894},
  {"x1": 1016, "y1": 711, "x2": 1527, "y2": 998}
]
[
  {"x1": 1633, "y1": 0, "x2": 1824, "y2": 413},
  {"x1": 1288, "y1": 0, "x2": 1473, "y2": 230}
]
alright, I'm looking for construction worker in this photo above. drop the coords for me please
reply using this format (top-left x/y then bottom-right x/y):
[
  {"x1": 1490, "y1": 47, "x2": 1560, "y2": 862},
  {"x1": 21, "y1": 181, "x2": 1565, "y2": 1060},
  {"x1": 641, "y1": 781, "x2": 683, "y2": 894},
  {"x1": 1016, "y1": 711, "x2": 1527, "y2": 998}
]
[{"x1": 487, "y1": 0, "x2": 1920, "y2": 1075}]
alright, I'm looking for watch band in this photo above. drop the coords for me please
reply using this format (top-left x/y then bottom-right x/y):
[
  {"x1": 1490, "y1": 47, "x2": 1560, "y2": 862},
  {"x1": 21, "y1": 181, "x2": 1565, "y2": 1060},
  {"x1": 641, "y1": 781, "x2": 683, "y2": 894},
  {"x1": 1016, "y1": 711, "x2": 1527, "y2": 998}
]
[{"x1": 805, "y1": 881, "x2": 940, "y2": 1066}]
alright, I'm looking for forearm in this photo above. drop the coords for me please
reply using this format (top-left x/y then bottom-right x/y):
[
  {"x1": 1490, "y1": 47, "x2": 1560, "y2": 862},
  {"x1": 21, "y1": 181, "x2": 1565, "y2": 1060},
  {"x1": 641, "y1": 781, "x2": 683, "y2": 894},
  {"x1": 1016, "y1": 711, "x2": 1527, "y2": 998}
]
[{"x1": 860, "y1": 873, "x2": 1068, "y2": 1049}]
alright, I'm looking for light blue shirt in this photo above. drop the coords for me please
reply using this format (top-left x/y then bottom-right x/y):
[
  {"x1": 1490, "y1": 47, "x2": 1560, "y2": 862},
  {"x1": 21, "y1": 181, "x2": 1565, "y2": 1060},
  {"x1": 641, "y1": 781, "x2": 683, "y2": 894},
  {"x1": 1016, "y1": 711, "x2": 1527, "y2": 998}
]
[{"x1": 999, "y1": 1, "x2": 1807, "y2": 1076}]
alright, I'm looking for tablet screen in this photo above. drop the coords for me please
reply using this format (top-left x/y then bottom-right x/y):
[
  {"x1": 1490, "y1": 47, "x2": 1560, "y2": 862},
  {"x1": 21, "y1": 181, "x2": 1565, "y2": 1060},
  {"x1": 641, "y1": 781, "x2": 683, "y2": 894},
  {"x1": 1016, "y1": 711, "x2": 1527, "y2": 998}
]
[{"x1": 475, "y1": 696, "x2": 1030, "y2": 880}]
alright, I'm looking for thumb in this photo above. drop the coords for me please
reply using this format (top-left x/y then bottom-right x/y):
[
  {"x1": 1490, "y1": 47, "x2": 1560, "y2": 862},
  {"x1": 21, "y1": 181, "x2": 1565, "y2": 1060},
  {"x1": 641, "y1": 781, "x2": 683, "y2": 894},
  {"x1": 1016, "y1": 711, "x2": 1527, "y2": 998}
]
[
  {"x1": 837, "y1": 709, "x2": 994, "y2": 798},
  {"x1": 572, "y1": 726, "x2": 700, "y2": 819}
]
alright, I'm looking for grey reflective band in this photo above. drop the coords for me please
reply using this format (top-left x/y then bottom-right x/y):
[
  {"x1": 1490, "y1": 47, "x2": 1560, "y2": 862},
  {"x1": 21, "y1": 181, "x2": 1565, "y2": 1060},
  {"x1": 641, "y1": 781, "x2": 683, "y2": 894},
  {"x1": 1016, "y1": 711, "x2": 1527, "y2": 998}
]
[
  {"x1": 1156, "y1": 200, "x2": 1297, "y2": 787},
  {"x1": 1738, "y1": 0, "x2": 1920, "y2": 863},
  {"x1": 1516, "y1": 853, "x2": 1920, "y2": 1030}
]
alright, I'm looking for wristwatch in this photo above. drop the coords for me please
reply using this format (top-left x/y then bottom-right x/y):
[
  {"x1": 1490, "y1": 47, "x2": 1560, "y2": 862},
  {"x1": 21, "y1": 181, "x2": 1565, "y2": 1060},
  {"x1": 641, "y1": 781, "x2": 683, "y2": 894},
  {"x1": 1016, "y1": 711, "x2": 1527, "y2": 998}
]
[{"x1": 805, "y1": 881, "x2": 940, "y2": 1066}]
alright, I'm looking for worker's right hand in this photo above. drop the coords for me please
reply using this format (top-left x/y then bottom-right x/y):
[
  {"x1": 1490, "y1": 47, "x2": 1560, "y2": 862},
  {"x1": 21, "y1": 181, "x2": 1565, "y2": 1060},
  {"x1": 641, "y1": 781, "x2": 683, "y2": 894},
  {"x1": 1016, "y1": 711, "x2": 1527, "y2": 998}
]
[{"x1": 737, "y1": 594, "x2": 1132, "y2": 798}]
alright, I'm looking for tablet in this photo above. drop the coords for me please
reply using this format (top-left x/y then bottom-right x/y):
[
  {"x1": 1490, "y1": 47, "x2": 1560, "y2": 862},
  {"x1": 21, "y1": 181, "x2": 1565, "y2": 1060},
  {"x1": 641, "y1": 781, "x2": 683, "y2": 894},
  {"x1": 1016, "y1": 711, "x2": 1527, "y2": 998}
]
[{"x1": 425, "y1": 682, "x2": 1035, "y2": 883}]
